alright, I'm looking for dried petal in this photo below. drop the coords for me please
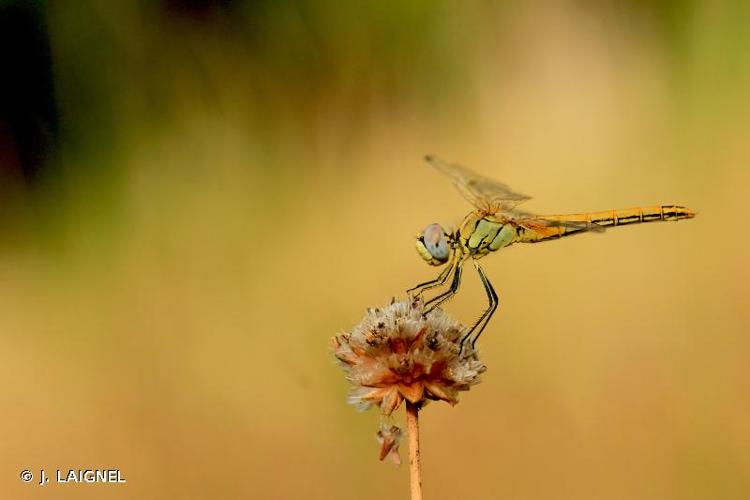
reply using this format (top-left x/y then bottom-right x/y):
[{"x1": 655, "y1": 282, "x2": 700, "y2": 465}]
[
  {"x1": 377, "y1": 425, "x2": 403, "y2": 465},
  {"x1": 398, "y1": 382, "x2": 425, "y2": 403},
  {"x1": 424, "y1": 381, "x2": 458, "y2": 404},
  {"x1": 380, "y1": 386, "x2": 403, "y2": 416}
]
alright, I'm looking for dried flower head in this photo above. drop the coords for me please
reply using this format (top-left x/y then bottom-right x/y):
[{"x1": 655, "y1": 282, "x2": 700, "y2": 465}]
[{"x1": 332, "y1": 298, "x2": 486, "y2": 416}]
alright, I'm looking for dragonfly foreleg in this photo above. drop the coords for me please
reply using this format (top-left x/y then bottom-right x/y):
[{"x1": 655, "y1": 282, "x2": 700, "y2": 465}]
[
  {"x1": 406, "y1": 253, "x2": 457, "y2": 298},
  {"x1": 459, "y1": 261, "x2": 499, "y2": 354},
  {"x1": 422, "y1": 258, "x2": 464, "y2": 316}
]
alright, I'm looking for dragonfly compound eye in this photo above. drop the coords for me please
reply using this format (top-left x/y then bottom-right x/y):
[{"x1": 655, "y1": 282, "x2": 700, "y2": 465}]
[{"x1": 417, "y1": 223, "x2": 450, "y2": 265}]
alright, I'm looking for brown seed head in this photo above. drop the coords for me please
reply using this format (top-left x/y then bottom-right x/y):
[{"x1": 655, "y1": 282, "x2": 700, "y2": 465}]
[{"x1": 332, "y1": 298, "x2": 486, "y2": 416}]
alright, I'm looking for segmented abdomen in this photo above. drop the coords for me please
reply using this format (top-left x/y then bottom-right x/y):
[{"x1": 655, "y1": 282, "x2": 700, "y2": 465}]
[{"x1": 518, "y1": 205, "x2": 695, "y2": 243}]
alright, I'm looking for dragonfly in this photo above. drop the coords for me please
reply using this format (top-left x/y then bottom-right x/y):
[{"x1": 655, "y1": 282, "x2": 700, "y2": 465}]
[{"x1": 408, "y1": 155, "x2": 696, "y2": 352}]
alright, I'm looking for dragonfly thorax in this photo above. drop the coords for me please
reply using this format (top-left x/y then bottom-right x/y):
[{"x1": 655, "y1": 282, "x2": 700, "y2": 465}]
[{"x1": 416, "y1": 223, "x2": 452, "y2": 266}]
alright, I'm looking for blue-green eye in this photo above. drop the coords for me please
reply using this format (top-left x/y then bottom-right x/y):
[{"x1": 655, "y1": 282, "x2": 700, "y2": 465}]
[{"x1": 421, "y1": 224, "x2": 449, "y2": 262}]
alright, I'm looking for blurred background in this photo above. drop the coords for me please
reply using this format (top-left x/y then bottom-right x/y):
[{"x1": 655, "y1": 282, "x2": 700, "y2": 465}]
[{"x1": 1, "y1": 0, "x2": 748, "y2": 498}]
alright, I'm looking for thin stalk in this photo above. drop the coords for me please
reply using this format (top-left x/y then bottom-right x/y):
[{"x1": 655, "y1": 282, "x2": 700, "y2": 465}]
[{"x1": 406, "y1": 401, "x2": 422, "y2": 500}]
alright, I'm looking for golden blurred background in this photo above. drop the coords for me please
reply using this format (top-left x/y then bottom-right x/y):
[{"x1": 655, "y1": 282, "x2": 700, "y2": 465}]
[{"x1": 1, "y1": 1, "x2": 748, "y2": 498}]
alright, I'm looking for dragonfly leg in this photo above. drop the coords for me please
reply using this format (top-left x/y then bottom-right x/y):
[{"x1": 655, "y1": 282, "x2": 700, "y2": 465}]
[
  {"x1": 459, "y1": 261, "x2": 499, "y2": 354},
  {"x1": 422, "y1": 258, "x2": 464, "y2": 316},
  {"x1": 406, "y1": 252, "x2": 457, "y2": 298}
]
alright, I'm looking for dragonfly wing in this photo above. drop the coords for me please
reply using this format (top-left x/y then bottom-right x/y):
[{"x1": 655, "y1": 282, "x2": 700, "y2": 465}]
[
  {"x1": 511, "y1": 210, "x2": 606, "y2": 236},
  {"x1": 425, "y1": 155, "x2": 531, "y2": 211}
]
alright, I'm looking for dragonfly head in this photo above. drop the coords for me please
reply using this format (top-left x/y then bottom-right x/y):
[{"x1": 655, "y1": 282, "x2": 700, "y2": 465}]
[{"x1": 416, "y1": 223, "x2": 451, "y2": 266}]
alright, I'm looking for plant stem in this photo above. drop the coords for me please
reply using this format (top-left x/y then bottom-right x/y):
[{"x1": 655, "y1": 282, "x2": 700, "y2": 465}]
[{"x1": 406, "y1": 401, "x2": 422, "y2": 500}]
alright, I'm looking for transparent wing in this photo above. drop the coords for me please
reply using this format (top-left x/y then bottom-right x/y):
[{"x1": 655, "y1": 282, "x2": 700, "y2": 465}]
[{"x1": 425, "y1": 155, "x2": 531, "y2": 212}]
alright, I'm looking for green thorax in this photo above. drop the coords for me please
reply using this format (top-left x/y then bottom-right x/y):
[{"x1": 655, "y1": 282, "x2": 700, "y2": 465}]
[{"x1": 457, "y1": 213, "x2": 518, "y2": 257}]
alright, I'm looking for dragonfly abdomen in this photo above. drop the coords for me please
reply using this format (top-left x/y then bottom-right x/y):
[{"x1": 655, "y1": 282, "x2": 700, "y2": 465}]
[{"x1": 518, "y1": 205, "x2": 695, "y2": 244}]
